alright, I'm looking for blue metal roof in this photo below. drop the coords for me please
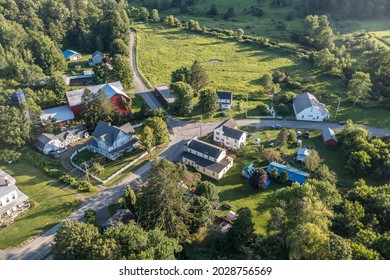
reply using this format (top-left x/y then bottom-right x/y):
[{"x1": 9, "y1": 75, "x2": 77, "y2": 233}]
[
  {"x1": 266, "y1": 162, "x2": 309, "y2": 184},
  {"x1": 63, "y1": 49, "x2": 80, "y2": 59}
]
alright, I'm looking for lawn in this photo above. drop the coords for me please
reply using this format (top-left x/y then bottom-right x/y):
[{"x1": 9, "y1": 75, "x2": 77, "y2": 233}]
[
  {"x1": 0, "y1": 162, "x2": 80, "y2": 249},
  {"x1": 72, "y1": 148, "x2": 145, "y2": 181},
  {"x1": 64, "y1": 53, "x2": 94, "y2": 76},
  {"x1": 129, "y1": 93, "x2": 147, "y2": 114}
]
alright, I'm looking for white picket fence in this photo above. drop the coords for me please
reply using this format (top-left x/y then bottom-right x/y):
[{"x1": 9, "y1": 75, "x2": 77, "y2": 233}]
[
  {"x1": 70, "y1": 146, "x2": 149, "y2": 184},
  {"x1": 246, "y1": 116, "x2": 283, "y2": 119}
]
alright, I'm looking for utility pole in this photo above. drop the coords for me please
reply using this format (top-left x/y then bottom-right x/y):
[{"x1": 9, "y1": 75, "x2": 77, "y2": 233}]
[
  {"x1": 334, "y1": 97, "x2": 341, "y2": 121},
  {"x1": 246, "y1": 93, "x2": 248, "y2": 118},
  {"x1": 83, "y1": 162, "x2": 91, "y2": 184},
  {"x1": 200, "y1": 114, "x2": 203, "y2": 137}
]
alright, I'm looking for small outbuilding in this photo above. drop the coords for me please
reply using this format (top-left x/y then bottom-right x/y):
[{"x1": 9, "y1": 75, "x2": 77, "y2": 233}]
[
  {"x1": 322, "y1": 127, "x2": 338, "y2": 146},
  {"x1": 63, "y1": 49, "x2": 82, "y2": 61},
  {"x1": 296, "y1": 148, "x2": 311, "y2": 162}
]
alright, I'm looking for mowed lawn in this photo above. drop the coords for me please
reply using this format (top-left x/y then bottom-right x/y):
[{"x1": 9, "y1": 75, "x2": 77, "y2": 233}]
[
  {"x1": 136, "y1": 24, "x2": 345, "y2": 97},
  {"x1": 0, "y1": 162, "x2": 80, "y2": 249}
]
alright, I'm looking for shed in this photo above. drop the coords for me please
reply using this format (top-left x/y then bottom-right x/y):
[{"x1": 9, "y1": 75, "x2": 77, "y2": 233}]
[
  {"x1": 11, "y1": 92, "x2": 26, "y2": 107},
  {"x1": 322, "y1": 127, "x2": 338, "y2": 146}
]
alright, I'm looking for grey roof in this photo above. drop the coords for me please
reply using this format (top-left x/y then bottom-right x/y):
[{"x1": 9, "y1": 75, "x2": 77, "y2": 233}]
[
  {"x1": 155, "y1": 84, "x2": 175, "y2": 104},
  {"x1": 0, "y1": 169, "x2": 18, "y2": 199},
  {"x1": 40, "y1": 105, "x2": 75, "y2": 124},
  {"x1": 119, "y1": 123, "x2": 135, "y2": 134},
  {"x1": 215, "y1": 118, "x2": 237, "y2": 129},
  {"x1": 322, "y1": 127, "x2": 338, "y2": 142},
  {"x1": 35, "y1": 133, "x2": 56, "y2": 150},
  {"x1": 222, "y1": 126, "x2": 246, "y2": 140},
  {"x1": 293, "y1": 92, "x2": 328, "y2": 114},
  {"x1": 92, "y1": 121, "x2": 133, "y2": 148},
  {"x1": 92, "y1": 51, "x2": 104, "y2": 58},
  {"x1": 182, "y1": 152, "x2": 231, "y2": 173},
  {"x1": 217, "y1": 91, "x2": 233, "y2": 102},
  {"x1": 187, "y1": 139, "x2": 225, "y2": 159}
]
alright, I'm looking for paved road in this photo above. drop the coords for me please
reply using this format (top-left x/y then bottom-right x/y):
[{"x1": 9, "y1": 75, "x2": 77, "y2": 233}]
[{"x1": 236, "y1": 119, "x2": 390, "y2": 137}]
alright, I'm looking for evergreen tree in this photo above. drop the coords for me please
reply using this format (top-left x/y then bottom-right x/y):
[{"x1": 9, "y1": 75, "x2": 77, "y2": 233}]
[
  {"x1": 189, "y1": 60, "x2": 208, "y2": 94},
  {"x1": 171, "y1": 81, "x2": 194, "y2": 116},
  {"x1": 199, "y1": 89, "x2": 218, "y2": 117}
]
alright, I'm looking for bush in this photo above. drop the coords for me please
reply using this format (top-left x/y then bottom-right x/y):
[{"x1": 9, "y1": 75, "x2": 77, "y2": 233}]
[
  {"x1": 276, "y1": 104, "x2": 290, "y2": 115},
  {"x1": 286, "y1": 78, "x2": 302, "y2": 89},
  {"x1": 257, "y1": 103, "x2": 270, "y2": 115},
  {"x1": 273, "y1": 71, "x2": 287, "y2": 83}
]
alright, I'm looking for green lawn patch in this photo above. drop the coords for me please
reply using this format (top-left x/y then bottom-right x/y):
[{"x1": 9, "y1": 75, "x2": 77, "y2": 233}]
[
  {"x1": 72, "y1": 148, "x2": 145, "y2": 181},
  {"x1": 64, "y1": 53, "x2": 94, "y2": 76},
  {"x1": 0, "y1": 162, "x2": 80, "y2": 249}
]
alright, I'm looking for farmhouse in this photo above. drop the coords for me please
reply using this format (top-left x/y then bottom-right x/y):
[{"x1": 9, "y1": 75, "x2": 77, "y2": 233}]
[
  {"x1": 216, "y1": 91, "x2": 233, "y2": 110},
  {"x1": 88, "y1": 121, "x2": 137, "y2": 160},
  {"x1": 213, "y1": 119, "x2": 246, "y2": 150},
  {"x1": 322, "y1": 127, "x2": 338, "y2": 146},
  {"x1": 182, "y1": 138, "x2": 234, "y2": 180},
  {"x1": 293, "y1": 92, "x2": 330, "y2": 122},
  {"x1": 0, "y1": 169, "x2": 30, "y2": 226},
  {"x1": 35, "y1": 125, "x2": 88, "y2": 155},
  {"x1": 65, "y1": 81, "x2": 131, "y2": 116},
  {"x1": 266, "y1": 162, "x2": 309, "y2": 184},
  {"x1": 63, "y1": 49, "x2": 81, "y2": 61},
  {"x1": 154, "y1": 84, "x2": 175, "y2": 105},
  {"x1": 88, "y1": 51, "x2": 104, "y2": 66},
  {"x1": 40, "y1": 105, "x2": 75, "y2": 126}
]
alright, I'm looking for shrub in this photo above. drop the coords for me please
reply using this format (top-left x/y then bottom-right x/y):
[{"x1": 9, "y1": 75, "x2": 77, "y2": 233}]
[
  {"x1": 257, "y1": 103, "x2": 270, "y2": 115},
  {"x1": 276, "y1": 104, "x2": 290, "y2": 115}
]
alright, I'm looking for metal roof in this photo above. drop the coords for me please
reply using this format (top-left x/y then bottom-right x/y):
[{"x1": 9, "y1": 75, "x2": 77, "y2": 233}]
[
  {"x1": 40, "y1": 105, "x2": 75, "y2": 124},
  {"x1": 293, "y1": 92, "x2": 329, "y2": 114},
  {"x1": 322, "y1": 127, "x2": 338, "y2": 142},
  {"x1": 63, "y1": 49, "x2": 81, "y2": 59},
  {"x1": 155, "y1": 84, "x2": 175, "y2": 104},
  {"x1": 266, "y1": 162, "x2": 309, "y2": 184}
]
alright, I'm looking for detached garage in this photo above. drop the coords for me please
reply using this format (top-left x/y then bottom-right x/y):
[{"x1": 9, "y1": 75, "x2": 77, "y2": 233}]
[{"x1": 322, "y1": 127, "x2": 338, "y2": 146}]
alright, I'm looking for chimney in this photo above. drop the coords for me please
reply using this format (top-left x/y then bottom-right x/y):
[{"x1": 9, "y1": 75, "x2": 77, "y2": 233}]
[{"x1": 4, "y1": 176, "x2": 11, "y2": 186}]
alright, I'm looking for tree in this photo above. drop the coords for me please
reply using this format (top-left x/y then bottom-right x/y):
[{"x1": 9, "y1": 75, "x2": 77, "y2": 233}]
[
  {"x1": 304, "y1": 15, "x2": 334, "y2": 50},
  {"x1": 196, "y1": 181, "x2": 219, "y2": 207},
  {"x1": 286, "y1": 222, "x2": 329, "y2": 260},
  {"x1": 346, "y1": 150, "x2": 371, "y2": 175},
  {"x1": 227, "y1": 208, "x2": 255, "y2": 250},
  {"x1": 224, "y1": 7, "x2": 235, "y2": 21},
  {"x1": 52, "y1": 220, "x2": 100, "y2": 260},
  {"x1": 81, "y1": 89, "x2": 115, "y2": 129},
  {"x1": 262, "y1": 73, "x2": 280, "y2": 94},
  {"x1": 287, "y1": 129, "x2": 297, "y2": 143},
  {"x1": 91, "y1": 162, "x2": 104, "y2": 176},
  {"x1": 314, "y1": 48, "x2": 341, "y2": 75},
  {"x1": 236, "y1": 28, "x2": 244, "y2": 40},
  {"x1": 110, "y1": 38, "x2": 129, "y2": 57},
  {"x1": 188, "y1": 196, "x2": 214, "y2": 233},
  {"x1": 150, "y1": 9, "x2": 160, "y2": 22},
  {"x1": 92, "y1": 62, "x2": 111, "y2": 84},
  {"x1": 199, "y1": 89, "x2": 218, "y2": 117},
  {"x1": 140, "y1": 7, "x2": 150, "y2": 21},
  {"x1": 277, "y1": 128, "x2": 289, "y2": 147},
  {"x1": 84, "y1": 209, "x2": 96, "y2": 225},
  {"x1": 171, "y1": 82, "x2": 194, "y2": 116},
  {"x1": 189, "y1": 60, "x2": 208, "y2": 94},
  {"x1": 171, "y1": 67, "x2": 191, "y2": 84},
  {"x1": 257, "y1": 103, "x2": 270, "y2": 115},
  {"x1": 124, "y1": 186, "x2": 137, "y2": 213},
  {"x1": 270, "y1": 167, "x2": 279, "y2": 180},
  {"x1": 347, "y1": 72, "x2": 372, "y2": 106},
  {"x1": 250, "y1": 168, "x2": 268, "y2": 189},
  {"x1": 208, "y1": 4, "x2": 218, "y2": 16},
  {"x1": 305, "y1": 150, "x2": 322, "y2": 172},
  {"x1": 137, "y1": 159, "x2": 190, "y2": 240},
  {"x1": 312, "y1": 164, "x2": 337, "y2": 185},
  {"x1": 350, "y1": 242, "x2": 381, "y2": 260},
  {"x1": 261, "y1": 148, "x2": 281, "y2": 163},
  {"x1": 146, "y1": 117, "x2": 170, "y2": 146},
  {"x1": 153, "y1": 108, "x2": 167, "y2": 122},
  {"x1": 279, "y1": 170, "x2": 289, "y2": 182},
  {"x1": 0, "y1": 105, "x2": 29, "y2": 149},
  {"x1": 47, "y1": 75, "x2": 67, "y2": 103},
  {"x1": 326, "y1": 233, "x2": 352, "y2": 260},
  {"x1": 139, "y1": 125, "x2": 154, "y2": 156},
  {"x1": 112, "y1": 55, "x2": 133, "y2": 89}
]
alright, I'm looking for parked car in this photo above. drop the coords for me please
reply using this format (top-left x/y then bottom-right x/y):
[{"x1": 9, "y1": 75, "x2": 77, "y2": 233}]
[
  {"x1": 272, "y1": 124, "x2": 282, "y2": 129},
  {"x1": 339, "y1": 120, "x2": 347, "y2": 125},
  {"x1": 57, "y1": 148, "x2": 68, "y2": 154}
]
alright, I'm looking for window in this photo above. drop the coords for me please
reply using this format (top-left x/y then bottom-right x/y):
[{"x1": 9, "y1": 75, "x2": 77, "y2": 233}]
[
  {"x1": 317, "y1": 116, "x2": 319, "y2": 119},
  {"x1": 11, "y1": 193, "x2": 16, "y2": 200},
  {"x1": 302, "y1": 115, "x2": 304, "y2": 119},
  {"x1": 216, "y1": 137, "x2": 220, "y2": 140},
  {"x1": 213, "y1": 172, "x2": 215, "y2": 176},
  {"x1": 216, "y1": 132, "x2": 220, "y2": 135},
  {"x1": 235, "y1": 140, "x2": 237, "y2": 143},
  {"x1": 203, "y1": 168, "x2": 206, "y2": 172},
  {"x1": 0, "y1": 201, "x2": 2, "y2": 207},
  {"x1": 196, "y1": 166, "x2": 199, "y2": 169},
  {"x1": 6, "y1": 197, "x2": 10, "y2": 203}
]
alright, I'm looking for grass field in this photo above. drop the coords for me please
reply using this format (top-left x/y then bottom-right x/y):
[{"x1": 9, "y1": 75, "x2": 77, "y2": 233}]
[
  {"x1": 136, "y1": 23, "x2": 345, "y2": 96},
  {"x1": 0, "y1": 163, "x2": 80, "y2": 249},
  {"x1": 130, "y1": 0, "x2": 305, "y2": 41},
  {"x1": 64, "y1": 53, "x2": 94, "y2": 76}
]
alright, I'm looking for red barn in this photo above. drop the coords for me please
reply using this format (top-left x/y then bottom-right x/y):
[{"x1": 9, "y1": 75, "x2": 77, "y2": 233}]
[
  {"x1": 66, "y1": 81, "x2": 131, "y2": 117},
  {"x1": 322, "y1": 127, "x2": 338, "y2": 146}
]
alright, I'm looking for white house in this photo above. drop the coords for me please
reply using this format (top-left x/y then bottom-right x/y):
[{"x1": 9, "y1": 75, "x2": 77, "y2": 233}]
[
  {"x1": 293, "y1": 92, "x2": 330, "y2": 121},
  {"x1": 213, "y1": 119, "x2": 247, "y2": 150},
  {"x1": 63, "y1": 49, "x2": 81, "y2": 61},
  {"x1": 0, "y1": 169, "x2": 30, "y2": 226},
  {"x1": 181, "y1": 138, "x2": 234, "y2": 180},
  {"x1": 216, "y1": 91, "x2": 233, "y2": 110},
  {"x1": 35, "y1": 125, "x2": 89, "y2": 155},
  {"x1": 88, "y1": 121, "x2": 137, "y2": 160},
  {"x1": 88, "y1": 51, "x2": 104, "y2": 66}
]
